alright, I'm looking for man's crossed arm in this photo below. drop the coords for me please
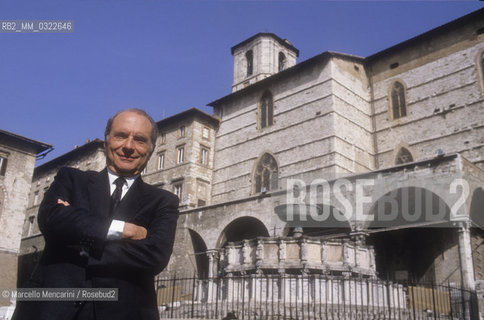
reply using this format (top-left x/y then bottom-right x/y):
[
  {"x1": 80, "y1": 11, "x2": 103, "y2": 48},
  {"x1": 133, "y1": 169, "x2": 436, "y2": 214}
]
[{"x1": 57, "y1": 198, "x2": 147, "y2": 240}]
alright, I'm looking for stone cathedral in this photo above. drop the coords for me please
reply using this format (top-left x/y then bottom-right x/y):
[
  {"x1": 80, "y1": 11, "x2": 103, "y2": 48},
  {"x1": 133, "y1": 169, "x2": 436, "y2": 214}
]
[{"x1": 5, "y1": 8, "x2": 484, "y2": 319}]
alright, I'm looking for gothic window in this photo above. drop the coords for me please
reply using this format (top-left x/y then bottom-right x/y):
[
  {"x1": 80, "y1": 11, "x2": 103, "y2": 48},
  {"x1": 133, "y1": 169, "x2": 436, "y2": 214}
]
[
  {"x1": 278, "y1": 52, "x2": 286, "y2": 72},
  {"x1": 259, "y1": 91, "x2": 274, "y2": 129},
  {"x1": 0, "y1": 189, "x2": 4, "y2": 220},
  {"x1": 253, "y1": 153, "x2": 278, "y2": 193},
  {"x1": 395, "y1": 147, "x2": 413, "y2": 165},
  {"x1": 202, "y1": 127, "x2": 210, "y2": 140},
  {"x1": 176, "y1": 146, "x2": 185, "y2": 164},
  {"x1": 200, "y1": 147, "x2": 209, "y2": 165},
  {"x1": 173, "y1": 183, "x2": 182, "y2": 198},
  {"x1": 0, "y1": 156, "x2": 7, "y2": 176},
  {"x1": 157, "y1": 152, "x2": 165, "y2": 170},
  {"x1": 33, "y1": 191, "x2": 39, "y2": 206},
  {"x1": 480, "y1": 51, "x2": 484, "y2": 80},
  {"x1": 246, "y1": 50, "x2": 253, "y2": 77},
  {"x1": 390, "y1": 81, "x2": 407, "y2": 120},
  {"x1": 478, "y1": 50, "x2": 484, "y2": 93},
  {"x1": 27, "y1": 216, "x2": 35, "y2": 236}
]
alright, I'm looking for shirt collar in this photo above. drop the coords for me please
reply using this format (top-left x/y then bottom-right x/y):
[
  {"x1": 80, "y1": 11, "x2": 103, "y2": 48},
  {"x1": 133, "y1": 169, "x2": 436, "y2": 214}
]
[{"x1": 106, "y1": 167, "x2": 138, "y2": 190}]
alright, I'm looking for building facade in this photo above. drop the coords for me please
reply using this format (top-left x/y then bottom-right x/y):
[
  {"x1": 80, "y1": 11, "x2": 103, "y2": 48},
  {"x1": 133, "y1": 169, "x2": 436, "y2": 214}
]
[
  {"x1": 0, "y1": 130, "x2": 50, "y2": 308},
  {"x1": 15, "y1": 8, "x2": 484, "y2": 316},
  {"x1": 171, "y1": 9, "x2": 484, "y2": 285}
]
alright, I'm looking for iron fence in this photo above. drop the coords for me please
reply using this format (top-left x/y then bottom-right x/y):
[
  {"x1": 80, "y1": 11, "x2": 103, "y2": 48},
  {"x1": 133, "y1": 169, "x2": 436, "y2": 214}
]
[{"x1": 155, "y1": 273, "x2": 479, "y2": 320}]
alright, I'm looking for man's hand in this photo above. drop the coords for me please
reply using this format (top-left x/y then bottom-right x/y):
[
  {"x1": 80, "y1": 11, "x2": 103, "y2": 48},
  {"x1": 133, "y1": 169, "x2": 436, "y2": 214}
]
[
  {"x1": 122, "y1": 223, "x2": 147, "y2": 240},
  {"x1": 57, "y1": 199, "x2": 70, "y2": 206}
]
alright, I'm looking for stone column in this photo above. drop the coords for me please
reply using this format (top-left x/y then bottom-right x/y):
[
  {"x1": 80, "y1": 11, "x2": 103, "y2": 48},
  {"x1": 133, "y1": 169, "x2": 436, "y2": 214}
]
[
  {"x1": 328, "y1": 276, "x2": 335, "y2": 305},
  {"x1": 197, "y1": 279, "x2": 204, "y2": 302},
  {"x1": 250, "y1": 273, "x2": 259, "y2": 302},
  {"x1": 342, "y1": 271, "x2": 351, "y2": 306},
  {"x1": 297, "y1": 275, "x2": 303, "y2": 303},
  {"x1": 457, "y1": 221, "x2": 476, "y2": 290},
  {"x1": 206, "y1": 250, "x2": 218, "y2": 302},
  {"x1": 226, "y1": 273, "x2": 233, "y2": 302},
  {"x1": 279, "y1": 271, "x2": 286, "y2": 302},
  {"x1": 207, "y1": 250, "x2": 217, "y2": 278}
]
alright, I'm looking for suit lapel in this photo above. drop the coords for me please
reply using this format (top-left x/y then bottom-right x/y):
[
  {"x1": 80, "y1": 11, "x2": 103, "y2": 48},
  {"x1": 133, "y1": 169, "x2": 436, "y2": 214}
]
[{"x1": 88, "y1": 169, "x2": 111, "y2": 219}]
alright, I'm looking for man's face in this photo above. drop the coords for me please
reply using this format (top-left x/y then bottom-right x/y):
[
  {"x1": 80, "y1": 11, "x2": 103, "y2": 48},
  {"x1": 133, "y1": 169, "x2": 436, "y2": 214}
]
[{"x1": 105, "y1": 111, "x2": 153, "y2": 177}]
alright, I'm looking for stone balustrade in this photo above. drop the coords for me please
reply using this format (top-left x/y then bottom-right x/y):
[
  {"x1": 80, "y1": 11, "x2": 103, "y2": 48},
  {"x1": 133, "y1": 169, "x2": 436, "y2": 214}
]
[{"x1": 220, "y1": 237, "x2": 376, "y2": 277}]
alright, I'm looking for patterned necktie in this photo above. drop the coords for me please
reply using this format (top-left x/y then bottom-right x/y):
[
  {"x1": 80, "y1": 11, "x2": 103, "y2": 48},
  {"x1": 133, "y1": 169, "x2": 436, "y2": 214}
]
[{"x1": 110, "y1": 177, "x2": 126, "y2": 215}]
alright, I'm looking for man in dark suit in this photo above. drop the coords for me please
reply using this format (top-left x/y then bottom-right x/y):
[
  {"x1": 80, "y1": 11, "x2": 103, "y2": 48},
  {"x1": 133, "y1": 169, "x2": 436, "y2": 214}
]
[{"x1": 13, "y1": 109, "x2": 179, "y2": 320}]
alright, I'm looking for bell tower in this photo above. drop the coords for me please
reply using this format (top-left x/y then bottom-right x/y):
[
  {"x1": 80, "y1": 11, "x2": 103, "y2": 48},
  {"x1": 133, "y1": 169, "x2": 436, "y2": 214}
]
[{"x1": 231, "y1": 33, "x2": 299, "y2": 92}]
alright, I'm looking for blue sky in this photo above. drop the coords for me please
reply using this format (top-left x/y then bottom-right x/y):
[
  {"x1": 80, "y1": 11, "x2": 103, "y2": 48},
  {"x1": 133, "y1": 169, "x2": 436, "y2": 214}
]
[{"x1": 1, "y1": 1, "x2": 482, "y2": 165}]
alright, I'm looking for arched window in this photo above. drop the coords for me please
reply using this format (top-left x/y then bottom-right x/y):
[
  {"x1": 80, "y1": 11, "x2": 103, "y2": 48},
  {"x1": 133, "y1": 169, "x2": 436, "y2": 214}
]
[
  {"x1": 478, "y1": 50, "x2": 484, "y2": 93},
  {"x1": 246, "y1": 50, "x2": 253, "y2": 77},
  {"x1": 278, "y1": 52, "x2": 286, "y2": 72},
  {"x1": 395, "y1": 147, "x2": 413, "y2": 165},
  {"x1": 0, "y1": 156, "x2": 7, "y2": 176},
  {"x1": 480, "y1": 51, "x2": 484, "y2": 80},
  {"x1": 390, "y1": 81, "x2": 407, "y2": 119},
  {"x1": 253, "y1": 153, "x2": 278, "y2": 193},
  {"x1": 259, "y1": 91, "x2": 273, "y2": 129},
  {"x1": 0, "y1": 187, "x2": 4, "y2": 220}
]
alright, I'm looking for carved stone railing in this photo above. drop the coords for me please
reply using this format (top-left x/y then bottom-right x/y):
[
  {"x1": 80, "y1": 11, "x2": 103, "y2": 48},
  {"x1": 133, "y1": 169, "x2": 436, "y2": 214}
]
[{"x1": 220, "y1": 237, "x2": 375, "y2": 277}]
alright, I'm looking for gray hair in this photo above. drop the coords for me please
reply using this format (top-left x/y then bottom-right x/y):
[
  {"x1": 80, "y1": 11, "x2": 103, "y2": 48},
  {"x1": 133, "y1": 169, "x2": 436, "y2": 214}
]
[{"x1": 104, "y1": 108, "x2": 158, "y2": 152}]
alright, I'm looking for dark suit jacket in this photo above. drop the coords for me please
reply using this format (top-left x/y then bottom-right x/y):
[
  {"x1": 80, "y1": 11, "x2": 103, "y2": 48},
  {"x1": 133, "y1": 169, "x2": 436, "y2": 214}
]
[{"x1": 13, "y1": 167, "x2": 179, "y2": 320}]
